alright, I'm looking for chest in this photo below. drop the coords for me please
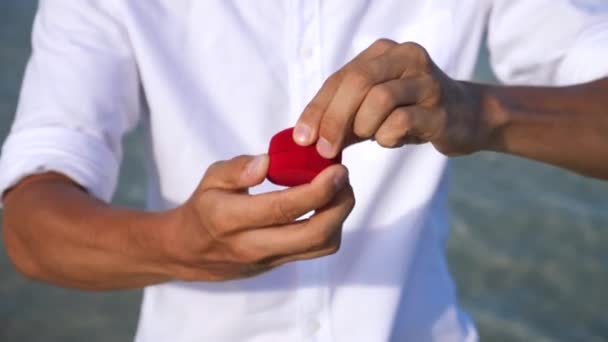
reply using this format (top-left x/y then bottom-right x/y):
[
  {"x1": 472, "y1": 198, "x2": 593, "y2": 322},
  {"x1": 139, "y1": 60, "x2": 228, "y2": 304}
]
[
  {"x1": 122, "y1": 0, "x2": 484, "y2": 74},
  {"x1": 119, "y1": 0, "x2": 486, "y2": 155}
]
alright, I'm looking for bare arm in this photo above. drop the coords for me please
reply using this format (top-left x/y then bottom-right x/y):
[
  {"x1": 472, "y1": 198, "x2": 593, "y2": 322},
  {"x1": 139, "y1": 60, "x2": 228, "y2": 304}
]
[
  {"x1": 482, "y1": 78, "x2": 608, "y2": 179},
  {"x1": 2, "y1": 172, "x2": 173, "y2": 290},
  {"x1": 2, "y1": 156, "x2": 354, "y2": 290}
]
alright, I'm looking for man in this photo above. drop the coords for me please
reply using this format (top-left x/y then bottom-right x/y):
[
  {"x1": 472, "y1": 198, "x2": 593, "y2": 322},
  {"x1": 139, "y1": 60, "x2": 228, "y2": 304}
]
[{"x1": 1, "y1": 1, "x2": 607, "y2": 341}]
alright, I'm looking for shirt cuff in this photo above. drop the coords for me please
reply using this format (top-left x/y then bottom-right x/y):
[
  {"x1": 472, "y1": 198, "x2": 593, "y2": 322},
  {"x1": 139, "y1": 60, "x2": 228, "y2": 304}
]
[
  {"x1": 555, "y1": 19, "x2": 608, "y2": 85},
  {"x1": 0, "y1": 126, "x2": 120, "y2": 206}
]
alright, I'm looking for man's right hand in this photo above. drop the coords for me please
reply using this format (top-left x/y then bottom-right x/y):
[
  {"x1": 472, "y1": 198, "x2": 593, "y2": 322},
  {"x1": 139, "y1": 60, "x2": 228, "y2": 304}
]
[
  {"x1": 2, "y1": 154, "x2": 353, "y2": 289},
  {"x1": 162, "y1": 155, "x2": 355, "y2": 281}
]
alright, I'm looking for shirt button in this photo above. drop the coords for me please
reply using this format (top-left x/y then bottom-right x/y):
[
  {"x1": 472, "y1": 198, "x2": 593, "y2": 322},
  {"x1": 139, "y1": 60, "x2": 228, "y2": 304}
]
[{"x1": 299, "y1": 47, "x2": 313, "y2": 59}]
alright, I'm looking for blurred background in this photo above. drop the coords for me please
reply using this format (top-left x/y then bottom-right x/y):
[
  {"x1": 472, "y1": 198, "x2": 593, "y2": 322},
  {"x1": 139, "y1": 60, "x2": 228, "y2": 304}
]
[{"x1": 1, "y1": 1, "x2": 607, "y2": 341}]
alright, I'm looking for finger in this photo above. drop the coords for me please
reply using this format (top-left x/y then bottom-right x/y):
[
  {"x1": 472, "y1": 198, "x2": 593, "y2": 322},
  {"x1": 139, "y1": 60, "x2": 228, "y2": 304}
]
[
  {"x1": 374, "y1": 106, "x2": 433, "y2": 148},
  {"x1": 352, "y1": 76, "x2": 426, "y2": 141},
  {"x1": 200, "y1": 155, "x2": 269, "y2": 191},
  {"x1": 233, "y1": 183, "x2": 355, "y2": 265},
  {"x1": 294, "y1": 39, "x2": 397, "y2": 146},
  {"x1": 293, "y1": 74, "x2": 343, "y2": 146},
  {"x1": 210, "y1": 164, "x2": 350, "y2": 233},
  {"x1": 315, "y1": 43, "x2": 427, "y2": 158},
  {"x1": 235, "y1": 264, "x2": 275, "y2": 279},
  {"x1": 191, "y1": 262, "x2": 274, "y2": 282}
]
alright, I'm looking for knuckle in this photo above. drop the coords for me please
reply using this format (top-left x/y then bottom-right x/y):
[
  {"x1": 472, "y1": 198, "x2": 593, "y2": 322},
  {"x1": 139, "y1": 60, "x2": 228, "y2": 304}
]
[
  {"x1": 320, "y1": 114, "x2": 344, "y2": 140},
  {"x1": 200, "y1": 163, "x2": 222, "y2": 188},
  {"x1": 207, "y1": 223, "x2": 228, "y2": 242},
  {"x1": 401, "y1": 41, "x2": 424, "y2": 51},
  {"x1": 196, "y1": 189, "x2": 215, "y2": 209},
  {"x1": 302, "y1": 101, "x2": 325, "y2": 120},
  {"x1": 376, "y1": 133, "x2": 400, "y2": 148},
  {"x1": 239, "y1": 264, "x2": 268, "y2": 279},
  {"x1": 317, "y1": 226, "x2": 342, "y2": 254},
  {"x1": 390, "y1": 108, "x2": 412, "y2": 132},
  {"x1": 205, "y1": 205, "x2": 232, "y2": 240},
  {"x1": 353, "y1": 120, "x2": 374, "y2": 139},
  {"x1": 400, "y1": 41, "x2": 426, "y2": 57},
  {"x1": 174, "y1": 266, "x2": 202, "y2": 282},
  {"x1": 204, "y1": 199, "x2": 221, "y2": 224},
  {"x1": 400, "y1": 42, "x2": 431, "y2": 68},
  {"x1": 370, "y1": 84, "x2": 396, "y2": 110},
  {"x1": 192, "y1": 192, "x2": 207, "y2": 214},
  {"x1": 166, "y1": 244, "x2": 194, "y2": 266},
  {"x1": 230, "y1": 243, "x2": 264, "y2": 264},
  {"x1": 196, "y1": 195, "x2": 221, "y2": 228},
  {"x1": 345, "y1": 190, "x2": 356, "y2": 211},
  {"x1": 345, "y1": 66, "x2": 373, "y2": 90},
  {"x1": 375, "y1": 134, "x2": 390, "y2": 148},
  {"x1": 405, "y1": 135, "x2": 425, "y2": 145},
  {"x1": 324, "y1": 71, "x2": 342, "y2": 87},
  {"x1": 315, "y1": 244, "x2": 340, "y2": 258},
  {"x1": 241, "y1": 250, "x2": 265, "y2": 265},
  {"x1": 204, "y1": 161, "x2": 223, "y2": 178},
  {"x1": 310, "y1": 227, "x2": 335, "y2": 249},
  {"x1": 325, "y1": 241, "x2": 341, "y2": 255},
  {"x1": 272, "y1": 197, "x2": 296, "y2": 223},
  {"x1": 311, "y1": 218, "x2": 346, "y2": 251},
  {"x1": 423, "y1": 77, "x2": 442, "y2": 105},
  {"x1": 371, "y1": 38, "x2": 397, "y2": 51},
  {"x1": 317, "y1": 180, "x2": 338, "y2": 202}
]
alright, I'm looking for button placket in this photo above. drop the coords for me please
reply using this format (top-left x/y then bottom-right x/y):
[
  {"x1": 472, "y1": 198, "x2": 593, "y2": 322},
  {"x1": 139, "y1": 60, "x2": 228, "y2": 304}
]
[{"x1": 290, "y1": 1, "x2": 331, "y2": 341}]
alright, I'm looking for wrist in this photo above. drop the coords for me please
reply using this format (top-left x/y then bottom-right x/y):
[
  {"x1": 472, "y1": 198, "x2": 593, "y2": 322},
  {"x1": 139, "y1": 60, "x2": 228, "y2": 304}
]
[
  {"x1": 451, "y1": 81, "x2": 507, "y2": 154},
  {"x1": 123, "y1": 208, "x2": 181, "y2": 283},
  {"x1": 152, "y1": 202, "x2": 206, "y2": 280},
  {"x1": 475, "y1": 83, "x2": 511, "y2": 152}
]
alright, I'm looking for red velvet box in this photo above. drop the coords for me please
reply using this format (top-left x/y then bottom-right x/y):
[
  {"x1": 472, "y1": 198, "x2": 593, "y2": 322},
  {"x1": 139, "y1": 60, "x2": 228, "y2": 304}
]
[{"x1": 267, "y1": 127, "x2": 342, "y2": 187}]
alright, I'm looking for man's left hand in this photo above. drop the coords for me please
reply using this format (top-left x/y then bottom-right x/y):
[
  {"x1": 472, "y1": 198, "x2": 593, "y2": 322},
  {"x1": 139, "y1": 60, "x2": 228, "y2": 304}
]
[{"x1": 293, "y1": 39, "x2": 493, "y2": 157}]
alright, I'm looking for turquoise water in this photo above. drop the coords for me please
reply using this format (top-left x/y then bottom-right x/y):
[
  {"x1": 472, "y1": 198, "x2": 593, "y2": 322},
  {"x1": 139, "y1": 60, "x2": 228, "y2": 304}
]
[{"x1": 1, "y1": 2, "x2": 607, "y2": 341}]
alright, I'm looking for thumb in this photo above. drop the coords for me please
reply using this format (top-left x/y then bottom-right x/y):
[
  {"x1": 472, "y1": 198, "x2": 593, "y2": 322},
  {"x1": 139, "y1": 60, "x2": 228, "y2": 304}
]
[{"x1": 201, "y1": 154, "x2": 269, "y2": 191}]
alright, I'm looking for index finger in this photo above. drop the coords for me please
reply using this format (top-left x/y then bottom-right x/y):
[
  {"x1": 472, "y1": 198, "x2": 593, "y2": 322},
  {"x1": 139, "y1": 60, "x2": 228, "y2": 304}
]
[
  {"x1": 293, "y1": 39, "x2": 398, "y2": 147},
  {"x1": 315, "y1": 42, "x2": 433, "y2": 158}
]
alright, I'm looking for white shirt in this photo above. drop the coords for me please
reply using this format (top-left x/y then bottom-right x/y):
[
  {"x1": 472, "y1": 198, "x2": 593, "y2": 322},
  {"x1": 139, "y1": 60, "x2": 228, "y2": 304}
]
[{"x1": 2, "y1": 1, "x2": 607, "y2": 341}]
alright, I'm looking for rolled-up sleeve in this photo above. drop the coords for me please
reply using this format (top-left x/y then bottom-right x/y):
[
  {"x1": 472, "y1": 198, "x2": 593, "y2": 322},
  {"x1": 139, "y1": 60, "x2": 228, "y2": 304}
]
[
  {"x1": 488, "y1": 0, "x2": 608, "y2": 85},
  {"x1": 0, "y1": 0, "x2": 141, "y2": 204}
]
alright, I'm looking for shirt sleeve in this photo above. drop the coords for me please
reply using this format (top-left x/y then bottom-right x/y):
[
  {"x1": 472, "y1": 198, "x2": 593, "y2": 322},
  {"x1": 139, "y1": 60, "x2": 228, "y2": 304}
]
[
  {"x1": 487, "y1": 0, "x2": 608, "y2": 85},
  {"x1": 0, "y1": 0, "x2": 141, "y2": 205}
]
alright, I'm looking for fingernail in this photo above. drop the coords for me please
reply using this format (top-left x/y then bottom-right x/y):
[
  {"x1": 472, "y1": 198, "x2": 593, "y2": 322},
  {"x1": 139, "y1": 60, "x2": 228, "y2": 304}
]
[
  {"x1": 293, "y1": 124, "x2": 312, "y2": 145},
  {"x1": 316, "y1": 137, "x2": 334, "y2": 158},
  {"x1": 333, "y1": 169, "x2": 348, "y2": 190},
  {"x1": 245, "y1": 155, "x2": 265, "y2": 177}
]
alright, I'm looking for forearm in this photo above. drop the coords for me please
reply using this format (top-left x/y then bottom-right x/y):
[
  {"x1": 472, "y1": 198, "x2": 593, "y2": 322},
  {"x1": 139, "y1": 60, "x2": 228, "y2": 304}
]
[
  {"x1": 479, "y1": 77, "x2": 608, "y2": 179},
  {"x1": 2, "y1": 172, "x2": 175, "y2": 290}
]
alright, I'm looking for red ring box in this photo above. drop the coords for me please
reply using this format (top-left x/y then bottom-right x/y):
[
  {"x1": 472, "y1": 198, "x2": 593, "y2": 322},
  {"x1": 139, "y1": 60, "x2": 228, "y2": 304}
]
[{"x1": 267, "y1": 127, "x2": 342, "y2": 187}]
